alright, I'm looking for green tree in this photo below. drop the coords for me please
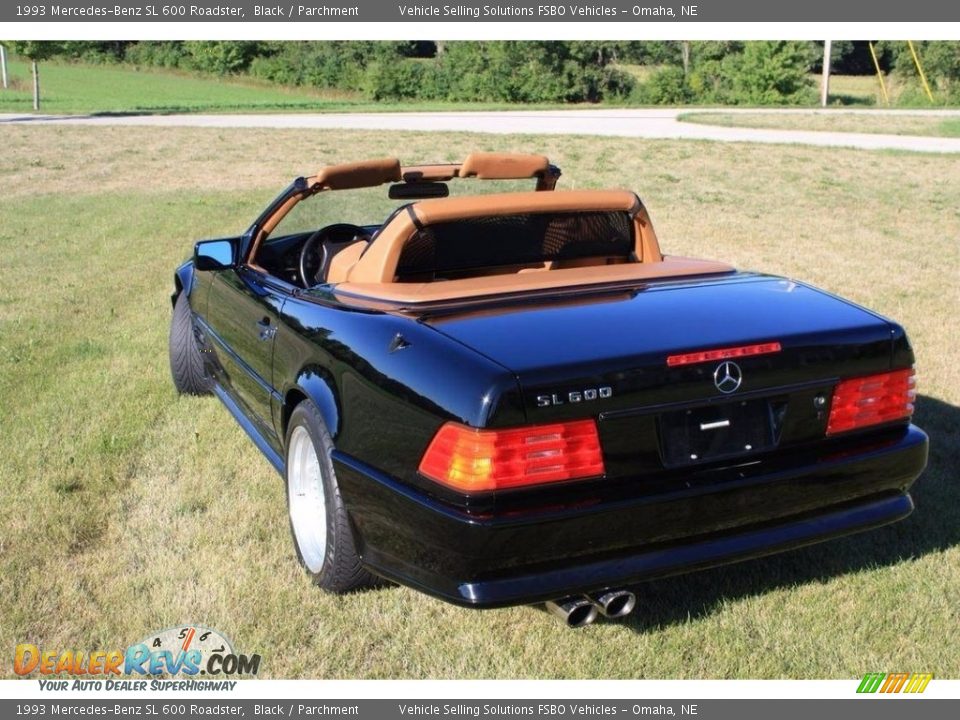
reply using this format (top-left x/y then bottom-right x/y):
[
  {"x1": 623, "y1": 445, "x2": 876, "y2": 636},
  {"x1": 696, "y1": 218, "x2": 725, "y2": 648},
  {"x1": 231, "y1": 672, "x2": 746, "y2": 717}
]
[
  {"x1": 884, "y1": 41, "x2": 960, "y2": 102},
  {"x1": 7, "y1": 41, "x2": 66, "y2": 110},
  {"x1": 431, "y1": 42, "x2": 632, "y2": 103},
  {"x1": 722, "y1": 41, "x2": 815, "y2": 105},
  {"x1": 184, "y1": 42, "x2": 262, "y2": 75}
]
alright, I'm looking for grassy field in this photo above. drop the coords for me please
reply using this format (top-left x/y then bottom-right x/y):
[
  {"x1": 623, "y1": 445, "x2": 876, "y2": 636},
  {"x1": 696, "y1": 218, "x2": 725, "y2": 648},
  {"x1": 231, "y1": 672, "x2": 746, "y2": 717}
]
[
  {"x1": 1, "y1": 126, "x2": 958, "y2": 679},
  {"x1": 0, "y1": 58, "x2": 571, "y2": 115},
  {"x1": 0, "y1": 59, "x2": 902, "y2": 115},
  {"x1": 680, "y1": 111, "x2": 960, "y2": 137},
  {"x1": 826, "y1": 74, "x2": 885, "y2": 106}
]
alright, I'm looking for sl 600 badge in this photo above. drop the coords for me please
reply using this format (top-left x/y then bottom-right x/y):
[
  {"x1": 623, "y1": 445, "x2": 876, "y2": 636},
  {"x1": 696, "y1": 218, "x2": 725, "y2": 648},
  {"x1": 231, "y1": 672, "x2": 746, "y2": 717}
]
[{"x1": 536, "y1": 386, "x2": 613, "y2": 407}]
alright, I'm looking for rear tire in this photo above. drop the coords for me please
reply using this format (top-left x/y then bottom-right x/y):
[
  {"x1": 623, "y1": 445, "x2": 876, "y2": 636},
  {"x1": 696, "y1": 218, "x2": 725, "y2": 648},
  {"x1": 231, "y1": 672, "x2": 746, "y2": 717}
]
[
  {"x1": 169, "y1": 292, "x2": 213, "y2": 396},
  {"x1": 285, "y1": 400, "x2": 375, "y2": 593}
]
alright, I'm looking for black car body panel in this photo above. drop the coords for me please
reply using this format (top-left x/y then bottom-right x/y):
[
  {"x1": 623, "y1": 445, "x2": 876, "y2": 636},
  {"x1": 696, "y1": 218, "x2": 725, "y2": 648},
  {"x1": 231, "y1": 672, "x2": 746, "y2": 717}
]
[
  {"x1": 335, "y1": 428, "x2": 924, "y2": 606},
  {"x1": 172, "y1": 157, "x2": 927, "y2": 608}
]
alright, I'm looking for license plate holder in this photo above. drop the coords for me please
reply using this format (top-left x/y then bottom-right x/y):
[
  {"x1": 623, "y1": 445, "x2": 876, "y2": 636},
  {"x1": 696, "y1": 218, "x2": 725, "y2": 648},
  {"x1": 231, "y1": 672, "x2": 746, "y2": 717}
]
[{"x1": 659, "y1": 399, "x2": 776, "y2": 468}]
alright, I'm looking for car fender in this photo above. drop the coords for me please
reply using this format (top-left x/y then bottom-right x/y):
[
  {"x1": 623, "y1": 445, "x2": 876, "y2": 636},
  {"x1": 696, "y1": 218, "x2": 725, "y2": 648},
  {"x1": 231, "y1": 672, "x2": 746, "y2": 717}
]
[
  {"x1": 282, "y1": 367, "x2": 341, "y2": 441},
  {"x1": 172, "y1": 260, "x2": 195, "y2": 306}
]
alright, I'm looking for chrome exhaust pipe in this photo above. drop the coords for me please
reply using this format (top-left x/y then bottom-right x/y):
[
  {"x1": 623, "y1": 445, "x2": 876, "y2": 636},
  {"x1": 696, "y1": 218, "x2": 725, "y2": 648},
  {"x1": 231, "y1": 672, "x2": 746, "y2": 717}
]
[
  {"x1": 587, "y1": 589, "x2": 637, "y2": 619},
  {"x1": 544, "y1": 596, "x2": 599, "y2": 628}
]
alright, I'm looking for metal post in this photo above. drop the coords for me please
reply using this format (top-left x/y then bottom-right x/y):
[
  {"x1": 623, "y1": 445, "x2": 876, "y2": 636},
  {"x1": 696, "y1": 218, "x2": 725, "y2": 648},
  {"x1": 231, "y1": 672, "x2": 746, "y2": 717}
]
[
  {"x1": 0, "y1": 45, "x2": 8, "y2": 89},
  {"x1": 907, "y1": 41, "x2": 935, "y2": 103},
  {"x1": 820, "y1": 40, "x2": 832, "y2": 107},
  {"x1": 32, "y1": 61, "x2": 39, "y2": 111},
  {"x1": 868, "y1": 42, "x2": 889, "y2": 105}
]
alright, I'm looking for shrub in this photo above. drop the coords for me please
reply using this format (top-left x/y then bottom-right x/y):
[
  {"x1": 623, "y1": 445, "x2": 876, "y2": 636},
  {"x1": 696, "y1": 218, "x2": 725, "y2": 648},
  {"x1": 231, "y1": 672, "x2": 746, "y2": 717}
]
[
  {"x1": 247, "y1": 42, "x2": 409, "y2": 92},
  {"x1": 184, "y1": 42, "x2": 262, "y2": 75},
  {"x1": 433, "y1": 42, "x2": 633, "y2": 103},
  {"x1": 631, "y1": 42, "x2": 815, "y2": 106},
  {"x1": 123, "y1": 42, "x2": 190, "y2": 69},
  {"x1": 632, "y1": 66, "x2": 694, "y2": 104},
  {"x1": 885, "y1": 41, "x2": 960, "y2": 102},
  {"x1": 366, "y1": 60, "x2": 445, "y2": 101},
  {"x1": 687, "y1": 59, "x2": 731, "y2": 103},
  {"x1": 721, "y1": 41, "x2": 816, "y2": 105},
  {"x1": 50, "y1": 41, "x2": 129, "y2": 64}
]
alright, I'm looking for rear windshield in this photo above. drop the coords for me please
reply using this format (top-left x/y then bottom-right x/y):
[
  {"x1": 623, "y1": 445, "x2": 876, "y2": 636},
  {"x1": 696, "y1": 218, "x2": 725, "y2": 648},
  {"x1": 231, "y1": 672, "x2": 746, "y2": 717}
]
[{"x1": 396, "y1": 211, "x2": 634, "y2": 280}]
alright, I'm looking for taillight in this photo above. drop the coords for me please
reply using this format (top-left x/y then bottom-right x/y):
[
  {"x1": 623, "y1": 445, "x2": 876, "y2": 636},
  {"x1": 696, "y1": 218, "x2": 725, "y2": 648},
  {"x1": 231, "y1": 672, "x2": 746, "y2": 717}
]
[
  {"x1": 826, "y1": 368, "x2": 916, "y2": 436},
  {"x1": 418, "y1": 420, "x2": 605, "y2": 492}
]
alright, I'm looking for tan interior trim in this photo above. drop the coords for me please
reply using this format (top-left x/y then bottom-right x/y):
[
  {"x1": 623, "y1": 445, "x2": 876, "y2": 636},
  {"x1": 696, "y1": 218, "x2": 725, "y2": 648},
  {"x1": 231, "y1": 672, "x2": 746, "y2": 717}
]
[
  {"x1": 401, "y1": 164, "x2": 461, "y2": 182},
  {"x1": 634, "y1": 204, "x2": 662, "y2": 262},
  {"x1": 335, "y1": 256, "x2": 734, "y2": 305},
  {"x1": 260, "y1": 194, "x2": 303, "y2": 235},
  {"x1": 459, "y1": 152, "x2": 551, "y2": 180},
  {"x1": 326, "y1": 240, "x2": 368, "y2": 284},
  {"x1": 307, "y1": 157, "x2": 402, "y2": 191},
  {"x1": 346, "y1": 189, "x2": 656, "y2": 284},
  {"x1": 413, "y1": 189, "x2": 637, "y2": 225},
  {"x1": 247, "y1": 155, "x2": 559, "y2": 267}
]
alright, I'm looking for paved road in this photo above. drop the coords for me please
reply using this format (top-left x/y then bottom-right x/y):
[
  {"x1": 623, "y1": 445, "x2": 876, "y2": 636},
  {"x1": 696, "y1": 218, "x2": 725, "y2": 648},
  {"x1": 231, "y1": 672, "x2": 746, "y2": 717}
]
[{"x1": 4, "y1": 108, "x2": 960, "y2": 153}]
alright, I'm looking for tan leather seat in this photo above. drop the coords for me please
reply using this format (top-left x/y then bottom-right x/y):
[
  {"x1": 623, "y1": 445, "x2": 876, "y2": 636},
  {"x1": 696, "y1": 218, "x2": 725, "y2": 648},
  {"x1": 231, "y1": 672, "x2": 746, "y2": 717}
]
[
  {"x1": 348, "y1": 189, "x2": 659, "y2": 285},
  {"x1": 325, "y1": 241, "x2": 367, "y2": 284}
]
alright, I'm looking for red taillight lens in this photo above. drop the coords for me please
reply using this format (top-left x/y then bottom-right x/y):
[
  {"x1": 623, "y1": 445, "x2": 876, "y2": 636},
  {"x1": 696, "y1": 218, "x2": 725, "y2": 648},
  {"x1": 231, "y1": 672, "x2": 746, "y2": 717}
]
[
  {"x1": 826, "y1": 368, "x2": 916, "y2": 436},
  {"x1": 418, "y1": 420, "x2": 605, "y2": 492}
]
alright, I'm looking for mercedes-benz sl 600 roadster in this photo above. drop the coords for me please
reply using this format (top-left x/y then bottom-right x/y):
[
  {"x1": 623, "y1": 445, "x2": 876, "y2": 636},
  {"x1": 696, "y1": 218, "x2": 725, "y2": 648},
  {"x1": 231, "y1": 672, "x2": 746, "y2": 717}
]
[{"x1": 169, "y1": 153, "x2": 927, "y2": 627}]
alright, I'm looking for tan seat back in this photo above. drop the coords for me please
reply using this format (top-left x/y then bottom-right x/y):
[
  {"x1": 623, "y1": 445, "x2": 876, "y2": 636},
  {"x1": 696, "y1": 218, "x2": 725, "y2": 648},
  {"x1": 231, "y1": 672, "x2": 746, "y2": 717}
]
[
  {"x1": 326, "y1": 241, "x2": 368, "y2": 284},
  {"x1": 348, "y1": 189, "x2": 661, "y2": 285}
]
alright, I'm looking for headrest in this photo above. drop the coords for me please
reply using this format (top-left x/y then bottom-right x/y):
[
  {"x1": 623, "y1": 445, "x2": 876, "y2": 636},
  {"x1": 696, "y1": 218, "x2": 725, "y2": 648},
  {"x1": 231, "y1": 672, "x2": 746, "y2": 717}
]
[
  {"x1": 459, "y1": 153, "x2": 551, "y2": 180},
  {"x1": 310, "y1": 158, "x2": 402, "y2": 191}
]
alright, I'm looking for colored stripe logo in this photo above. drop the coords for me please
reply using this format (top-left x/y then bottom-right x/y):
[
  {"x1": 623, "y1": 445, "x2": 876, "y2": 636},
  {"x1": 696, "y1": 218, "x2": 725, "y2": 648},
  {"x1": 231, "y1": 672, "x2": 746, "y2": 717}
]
[{"x1": 857, "y1": 672, "x2": 933, "y2": 694}]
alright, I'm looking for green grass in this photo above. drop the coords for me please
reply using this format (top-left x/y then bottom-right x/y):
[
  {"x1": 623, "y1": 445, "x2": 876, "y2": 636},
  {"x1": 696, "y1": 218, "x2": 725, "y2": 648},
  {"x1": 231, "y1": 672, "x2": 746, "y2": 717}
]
[
  {"x1": 679, "y1": 111, "x2": 960, "y2": 137},
  {"x1": 0, "y1": 60, "x2": 915, "y2": 115},
  {"x1": 1, "y1": 126, "x2": 958, "y2": 679},
  {"x1": 0, "y1": 58, "x2": 351, "y2": 114},
  {"x1": 0, "y1": 58, "x2": 579, "y2": 115},
  {"x1": 825, "y1": 74, "x2": 885, "y2": 106}
]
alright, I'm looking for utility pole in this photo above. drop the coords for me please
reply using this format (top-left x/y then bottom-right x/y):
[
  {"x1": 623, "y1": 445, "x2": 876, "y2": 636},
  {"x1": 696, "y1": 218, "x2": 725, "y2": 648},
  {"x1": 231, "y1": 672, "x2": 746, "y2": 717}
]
[
  {"x1": 821, "y1": 40, "x2": 832, "y2": 107},
  {"x1": 32, "y1": 61, "x2": 39, "y2": 111},
  {"x1": 1, "y1": 45, "x2": 8, "y2": 89}
]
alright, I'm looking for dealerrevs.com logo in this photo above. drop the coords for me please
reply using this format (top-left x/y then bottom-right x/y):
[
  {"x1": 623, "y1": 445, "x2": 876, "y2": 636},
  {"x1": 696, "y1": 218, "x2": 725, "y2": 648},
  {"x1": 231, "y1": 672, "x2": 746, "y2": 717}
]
[
  {"x1": 14, "y1": 626, "x2": 260, "y2": 690},
  {"x1": 857, "y1": 673, "x2": 934, "y2": 694}
]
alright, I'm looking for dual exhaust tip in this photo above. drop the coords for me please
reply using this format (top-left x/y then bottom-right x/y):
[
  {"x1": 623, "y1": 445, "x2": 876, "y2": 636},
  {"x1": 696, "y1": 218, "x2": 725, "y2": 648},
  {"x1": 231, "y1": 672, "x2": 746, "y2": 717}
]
[{"x1": 545, "y1": 590, "x2": 637, "y2": 628}]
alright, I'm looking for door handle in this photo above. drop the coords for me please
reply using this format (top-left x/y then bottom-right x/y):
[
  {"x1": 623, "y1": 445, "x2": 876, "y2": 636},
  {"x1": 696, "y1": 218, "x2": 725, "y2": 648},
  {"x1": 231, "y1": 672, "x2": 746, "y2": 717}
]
[{"x1": 257, "y1": 317, "x2": 277, "y2": 341}]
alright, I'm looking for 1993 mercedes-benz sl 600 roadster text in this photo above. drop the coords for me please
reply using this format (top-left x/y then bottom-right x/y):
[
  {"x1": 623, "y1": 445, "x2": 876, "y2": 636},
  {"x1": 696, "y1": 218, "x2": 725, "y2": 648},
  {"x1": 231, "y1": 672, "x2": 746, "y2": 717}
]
[{"x1": 169, "y1": 153, "x2": 927, "y2": 626}]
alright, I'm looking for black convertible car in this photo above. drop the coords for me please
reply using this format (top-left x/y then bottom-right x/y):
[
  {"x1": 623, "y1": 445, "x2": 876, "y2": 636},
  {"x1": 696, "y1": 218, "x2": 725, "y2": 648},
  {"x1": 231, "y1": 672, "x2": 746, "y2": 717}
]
[{"x1": 170, "y1": 153, "x2": 927, "y2": 627}]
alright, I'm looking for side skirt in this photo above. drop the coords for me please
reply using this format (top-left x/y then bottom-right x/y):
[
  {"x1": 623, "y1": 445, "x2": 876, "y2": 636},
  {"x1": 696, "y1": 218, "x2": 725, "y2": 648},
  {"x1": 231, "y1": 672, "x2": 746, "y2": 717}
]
[{"x1": 212, "y1": 382, "x2": 285, "y2": 477}]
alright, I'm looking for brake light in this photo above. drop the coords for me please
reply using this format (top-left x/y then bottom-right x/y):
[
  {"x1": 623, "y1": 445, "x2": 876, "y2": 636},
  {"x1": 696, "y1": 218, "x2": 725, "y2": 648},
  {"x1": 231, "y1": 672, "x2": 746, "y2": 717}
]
[
  {"x1": 418, "y1": 420, "x2": 605, "y2": 492},
  {"x1": 826, "y1": 368, "x2": 916, "y2": 436},
  {"x1": 666, "y1": 342, "x2": 781, "y2": 367}
]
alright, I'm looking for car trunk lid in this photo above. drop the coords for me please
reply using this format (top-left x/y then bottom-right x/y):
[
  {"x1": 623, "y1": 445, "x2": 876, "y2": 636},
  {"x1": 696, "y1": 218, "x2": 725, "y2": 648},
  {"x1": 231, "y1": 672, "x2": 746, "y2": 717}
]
[{"x1": 421, "y1": 273, "x2": 897, "y2": 476}]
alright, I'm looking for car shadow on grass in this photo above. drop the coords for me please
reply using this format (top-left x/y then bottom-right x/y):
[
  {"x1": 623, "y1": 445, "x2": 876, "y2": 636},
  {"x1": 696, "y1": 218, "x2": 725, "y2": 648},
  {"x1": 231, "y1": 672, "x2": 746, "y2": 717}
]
[{"x1": 610, "y1": 393, "x2": 956, "y2": 632}]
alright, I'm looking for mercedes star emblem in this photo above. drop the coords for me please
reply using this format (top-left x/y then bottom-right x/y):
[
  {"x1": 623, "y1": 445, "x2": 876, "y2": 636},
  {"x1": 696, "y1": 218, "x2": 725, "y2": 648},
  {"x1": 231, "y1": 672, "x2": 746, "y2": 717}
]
[{"x1": 714, "y1": 361, "x2": 743, "y2": 394}]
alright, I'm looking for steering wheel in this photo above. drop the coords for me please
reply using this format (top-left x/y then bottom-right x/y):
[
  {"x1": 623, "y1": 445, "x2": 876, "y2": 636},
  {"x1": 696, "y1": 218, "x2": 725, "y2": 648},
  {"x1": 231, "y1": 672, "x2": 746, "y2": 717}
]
[{"x1": 298, "y1": 223, "x2": 370, "y2": 288}]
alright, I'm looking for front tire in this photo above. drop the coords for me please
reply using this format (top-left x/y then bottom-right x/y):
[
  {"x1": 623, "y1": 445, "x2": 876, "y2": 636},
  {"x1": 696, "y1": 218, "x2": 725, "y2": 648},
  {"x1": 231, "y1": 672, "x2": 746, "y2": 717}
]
[
  {"x1": 169, "y1": 292, "x2": 213, "y2": 396},
  {"x1": 285, "y1": 400, "x2": 374, "y2": 593}
]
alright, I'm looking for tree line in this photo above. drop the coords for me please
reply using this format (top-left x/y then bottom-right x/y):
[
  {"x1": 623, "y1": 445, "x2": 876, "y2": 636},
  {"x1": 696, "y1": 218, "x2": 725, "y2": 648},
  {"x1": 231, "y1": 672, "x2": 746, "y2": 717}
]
[{"x1": 6, "y1": 41, "x2": 960, "y2": 108}]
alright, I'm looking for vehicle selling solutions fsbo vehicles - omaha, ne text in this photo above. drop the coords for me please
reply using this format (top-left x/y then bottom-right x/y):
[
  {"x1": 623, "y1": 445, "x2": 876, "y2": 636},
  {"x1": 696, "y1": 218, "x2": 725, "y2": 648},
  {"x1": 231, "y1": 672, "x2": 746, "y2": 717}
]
[{"x1": 169, "y1": 153, "x2": 928, "y2": 627}]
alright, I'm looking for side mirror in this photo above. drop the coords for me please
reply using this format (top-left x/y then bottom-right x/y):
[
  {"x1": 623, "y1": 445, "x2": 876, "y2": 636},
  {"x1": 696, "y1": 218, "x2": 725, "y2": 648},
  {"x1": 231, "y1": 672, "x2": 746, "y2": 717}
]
[{"x1": 194, "y1": 238, "x2": 237, "y2": 271}]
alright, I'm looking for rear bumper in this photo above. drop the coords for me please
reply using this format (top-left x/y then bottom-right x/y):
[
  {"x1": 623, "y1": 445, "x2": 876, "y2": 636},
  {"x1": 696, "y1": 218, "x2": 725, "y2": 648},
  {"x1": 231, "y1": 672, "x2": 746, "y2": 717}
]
[{"x1": 334, "y1": 425, "x2": 928, "y2": 607}]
